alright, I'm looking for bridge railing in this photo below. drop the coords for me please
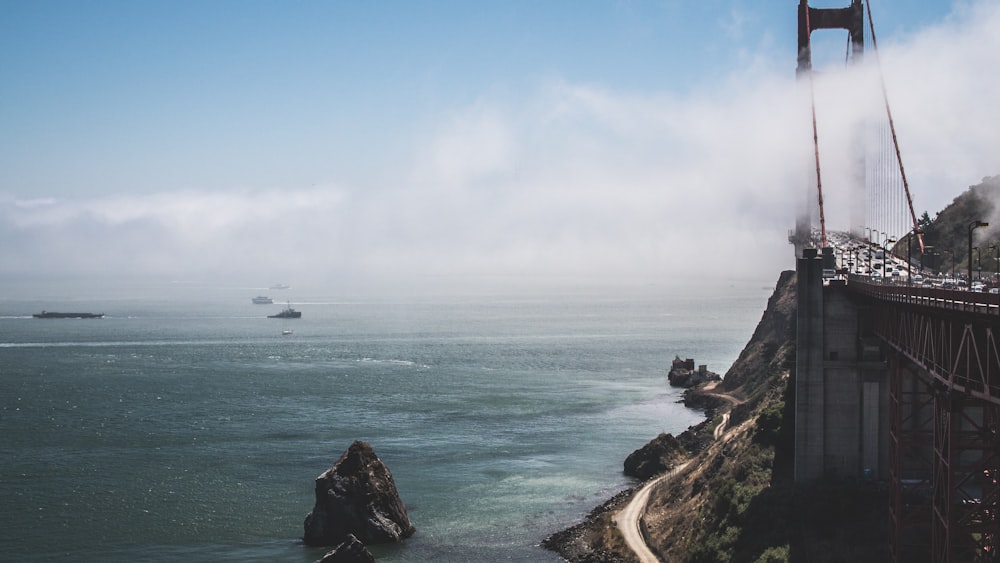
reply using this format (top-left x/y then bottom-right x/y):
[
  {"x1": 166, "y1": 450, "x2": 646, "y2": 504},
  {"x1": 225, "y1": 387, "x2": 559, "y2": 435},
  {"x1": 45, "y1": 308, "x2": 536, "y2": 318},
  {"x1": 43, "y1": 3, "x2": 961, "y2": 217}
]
[
  {"x1": 845, "y1": 275, "x2": 1000, "y2": 316},
  {"x1": 846, "y1": 274, "x2": 1000, "y2": 405}
]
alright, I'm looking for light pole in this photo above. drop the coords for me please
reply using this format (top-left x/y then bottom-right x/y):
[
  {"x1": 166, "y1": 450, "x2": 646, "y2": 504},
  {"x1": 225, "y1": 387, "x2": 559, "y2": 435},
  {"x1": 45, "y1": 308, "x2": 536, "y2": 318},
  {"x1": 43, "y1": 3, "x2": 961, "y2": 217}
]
[
  {"x1": 884, "y1": 237, "x2": 896, "y2": 282},
  {"x1": 986, "y1": 244, "x2": 1000, "y2": 283},
  {"x1": 883, "y1": 234, "x2": 895, "y2": 253},
  {"x1": 969, "y1": 220, "x2": 989, "y2": 288},
  {"x1": 907, "y1": 229, "x2": 923, "y2": 285}
]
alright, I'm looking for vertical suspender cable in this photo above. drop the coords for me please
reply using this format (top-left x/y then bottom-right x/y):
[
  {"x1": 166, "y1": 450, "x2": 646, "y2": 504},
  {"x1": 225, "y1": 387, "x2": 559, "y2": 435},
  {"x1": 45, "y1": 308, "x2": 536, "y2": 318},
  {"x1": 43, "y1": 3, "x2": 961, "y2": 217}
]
[
  {"x1": 865, "y1": 0, "x2": 924, "y2": 252},
  {"x1": 804, "y1": 6, "x2": 828, "y2": 248}
]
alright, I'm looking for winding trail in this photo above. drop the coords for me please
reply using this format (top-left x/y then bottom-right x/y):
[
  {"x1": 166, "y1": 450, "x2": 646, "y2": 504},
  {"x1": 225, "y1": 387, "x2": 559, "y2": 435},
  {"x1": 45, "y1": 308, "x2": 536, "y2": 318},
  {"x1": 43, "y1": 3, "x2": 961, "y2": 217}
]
[
  {"x1": 713, "y1": 412, "x2": 731, "y2": 440},
  {"x1": 613, "y1": 461, "x2": 690, "y2": 563},
  {"x1": 616, "y1": 385, "x2": 743, "y2": 561}
]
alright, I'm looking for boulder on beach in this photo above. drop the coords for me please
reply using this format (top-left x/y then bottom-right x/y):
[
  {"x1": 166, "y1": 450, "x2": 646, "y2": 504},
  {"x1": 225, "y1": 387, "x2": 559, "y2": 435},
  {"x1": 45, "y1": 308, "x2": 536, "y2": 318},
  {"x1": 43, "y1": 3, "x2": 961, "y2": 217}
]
[
  {"x1": 624, "y1": 432, "x2": 684, "y2": 480},
  {"x1": 303, "y1": 441, "x2": 415, "y2": 547}
]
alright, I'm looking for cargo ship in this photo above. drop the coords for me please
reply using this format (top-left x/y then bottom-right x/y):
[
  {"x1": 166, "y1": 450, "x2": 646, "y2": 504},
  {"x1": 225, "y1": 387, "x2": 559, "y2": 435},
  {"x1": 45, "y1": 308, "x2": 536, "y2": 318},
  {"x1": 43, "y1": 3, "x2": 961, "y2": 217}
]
[
  {"x1": 33, "y1": 311, "x2": 105, "y2": 319},
  {"x1": 268, "y1": 304, "x2": 301, "y2": 319}
]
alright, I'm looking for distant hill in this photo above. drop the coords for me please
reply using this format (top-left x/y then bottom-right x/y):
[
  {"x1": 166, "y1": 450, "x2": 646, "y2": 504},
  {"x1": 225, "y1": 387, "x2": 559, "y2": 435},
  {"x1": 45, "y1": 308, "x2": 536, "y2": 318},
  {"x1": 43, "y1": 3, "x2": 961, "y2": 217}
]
[{"x1": 901, "y1": 175, "x2": 1000, "y2": 279}]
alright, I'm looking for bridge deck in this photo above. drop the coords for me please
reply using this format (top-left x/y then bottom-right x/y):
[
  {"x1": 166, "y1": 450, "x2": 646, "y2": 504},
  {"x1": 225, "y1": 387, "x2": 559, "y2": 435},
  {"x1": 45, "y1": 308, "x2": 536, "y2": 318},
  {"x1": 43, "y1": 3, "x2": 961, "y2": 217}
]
[
  {"x1": 846, "y1": 275, "x2": 1000, "y2": 317},
  {"x1": 845, "y1": 275, "x2": 1000, "y2": 405}
]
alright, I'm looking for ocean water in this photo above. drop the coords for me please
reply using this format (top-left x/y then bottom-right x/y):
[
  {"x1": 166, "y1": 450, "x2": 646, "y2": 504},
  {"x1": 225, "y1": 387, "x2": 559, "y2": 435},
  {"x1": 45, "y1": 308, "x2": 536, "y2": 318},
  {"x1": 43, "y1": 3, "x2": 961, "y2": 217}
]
[{"x1": 0, "y1": 281, "x2": 773, "y2": 562}]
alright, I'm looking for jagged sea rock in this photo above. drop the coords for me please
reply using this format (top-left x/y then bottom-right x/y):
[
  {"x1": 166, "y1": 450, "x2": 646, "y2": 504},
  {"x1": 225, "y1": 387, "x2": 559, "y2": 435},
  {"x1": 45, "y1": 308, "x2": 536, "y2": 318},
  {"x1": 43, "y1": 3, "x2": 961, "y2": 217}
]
[
  {"x1": 624, "y1": 432, "x2": 684, "y2": 480},
  {"x1": 303, "y1": 441, "x2": 415, "y2": 547},
  {"x1": 666, "y1": 356, "x2": 693, "y2": 387},
  {"x1": 316, "y1": 534, "x2": 376, "y2": 563}
]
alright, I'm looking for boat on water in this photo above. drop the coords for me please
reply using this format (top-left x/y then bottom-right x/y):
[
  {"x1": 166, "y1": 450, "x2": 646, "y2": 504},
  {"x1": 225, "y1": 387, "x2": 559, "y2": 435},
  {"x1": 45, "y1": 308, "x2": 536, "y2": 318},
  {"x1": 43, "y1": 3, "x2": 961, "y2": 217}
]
[
  {"x1": 269, "y1": 283, "x2": 290, "y2": 290},
  {"x1": 268, "y1": 304, "x2": 301, "y2": 319},
  {"x1": 252, "y1": 296, "x2": 274, "y2": 304},
  {"x1": 33, "y1": 311, "x2": 104, "y2": 319},
  {"x1": 282, "y1": 329, "x2": 294, "y2": 335}
]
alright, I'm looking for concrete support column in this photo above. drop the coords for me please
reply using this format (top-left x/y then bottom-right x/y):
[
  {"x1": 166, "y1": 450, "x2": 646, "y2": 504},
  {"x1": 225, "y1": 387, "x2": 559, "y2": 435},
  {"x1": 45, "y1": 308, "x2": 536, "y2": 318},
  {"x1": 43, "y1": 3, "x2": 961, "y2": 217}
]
[{"x1": 795, "y1": 248, "x2": 825, "y2": 481}]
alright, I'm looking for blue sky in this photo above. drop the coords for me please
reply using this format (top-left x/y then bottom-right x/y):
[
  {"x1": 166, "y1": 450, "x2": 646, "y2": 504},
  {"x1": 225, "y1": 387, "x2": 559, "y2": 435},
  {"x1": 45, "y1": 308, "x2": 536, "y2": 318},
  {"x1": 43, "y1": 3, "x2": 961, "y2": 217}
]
[{"x1": 1, "y1": 1, "x2": 996, "y2": 294}]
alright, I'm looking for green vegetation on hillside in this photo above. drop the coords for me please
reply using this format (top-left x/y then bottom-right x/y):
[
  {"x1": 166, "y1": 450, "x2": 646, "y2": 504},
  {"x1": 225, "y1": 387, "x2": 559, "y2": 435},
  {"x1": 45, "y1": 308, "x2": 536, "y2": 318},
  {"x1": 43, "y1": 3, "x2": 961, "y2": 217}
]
[
  {"x1": 644, "y1": 269, "x2": 893, "y2": 562},
  {"x1": 899, "y1": 175, "x2": 1000, "y2": 278}
]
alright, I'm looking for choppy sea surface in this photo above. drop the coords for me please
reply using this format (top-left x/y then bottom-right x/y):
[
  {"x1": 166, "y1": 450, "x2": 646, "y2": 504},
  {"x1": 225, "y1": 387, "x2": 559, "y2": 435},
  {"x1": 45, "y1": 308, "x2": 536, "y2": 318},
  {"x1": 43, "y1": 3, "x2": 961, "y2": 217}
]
[{"x1": 0, "y1": 280, "x2": 773, "y2": 561}]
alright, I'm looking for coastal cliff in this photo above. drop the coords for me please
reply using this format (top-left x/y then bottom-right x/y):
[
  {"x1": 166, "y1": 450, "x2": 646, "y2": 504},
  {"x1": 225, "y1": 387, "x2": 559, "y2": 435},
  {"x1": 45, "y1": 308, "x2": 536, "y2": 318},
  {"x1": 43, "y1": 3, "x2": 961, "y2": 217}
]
[
  {"x1": 543, "y1": 271, "x2": 796, "y2": 561},
  {"x1": 544, "y1": 269, "x2": 890, "y2": 562}
]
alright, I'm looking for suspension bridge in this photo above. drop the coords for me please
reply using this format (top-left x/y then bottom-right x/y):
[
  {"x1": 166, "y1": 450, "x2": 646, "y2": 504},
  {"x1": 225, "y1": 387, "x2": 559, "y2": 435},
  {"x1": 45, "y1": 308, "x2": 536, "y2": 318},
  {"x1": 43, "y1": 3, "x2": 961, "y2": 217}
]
[{"x1": 790, "y1": 2, "x2": 998, "y2": 562}]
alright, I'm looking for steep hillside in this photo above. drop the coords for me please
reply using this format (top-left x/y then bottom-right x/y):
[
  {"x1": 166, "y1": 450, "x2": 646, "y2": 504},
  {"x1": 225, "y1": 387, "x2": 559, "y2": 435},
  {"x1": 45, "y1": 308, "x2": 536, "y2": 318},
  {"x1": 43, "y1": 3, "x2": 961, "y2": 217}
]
[
  {"x1": 640, "y1": 270, "x2": 802, "y2": 562},
  {"x1": 543, "y1": 271, "x2": 798, "y2": 562},
  {"x1": 901, "y1": 175, "x2": 1000, "y2": 276},
  {"x1": 718, "y1": 270, "x2": 796, "y2": 399},
  {"x1": 545, "y1": 268, "x2": 889, "y2": 562}
]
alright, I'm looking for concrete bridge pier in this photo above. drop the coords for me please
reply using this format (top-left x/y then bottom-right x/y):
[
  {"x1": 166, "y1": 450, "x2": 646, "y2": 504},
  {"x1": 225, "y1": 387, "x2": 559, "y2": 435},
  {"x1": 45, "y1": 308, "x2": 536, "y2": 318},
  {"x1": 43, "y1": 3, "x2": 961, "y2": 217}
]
[{"x1": 794, "y1": 248, "x2": 890, "y2": 482}]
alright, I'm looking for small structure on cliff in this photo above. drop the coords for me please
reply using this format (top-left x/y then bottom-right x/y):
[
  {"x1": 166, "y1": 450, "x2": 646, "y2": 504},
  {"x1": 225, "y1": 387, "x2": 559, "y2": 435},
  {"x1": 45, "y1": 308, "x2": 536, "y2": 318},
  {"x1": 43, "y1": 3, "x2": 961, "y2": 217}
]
[
  {"x1": 667, "y1": 355, "x2": 720, "y2": 388},
  {"x1": 303, "y1": 440, "x2": 415, "y2": 553}
]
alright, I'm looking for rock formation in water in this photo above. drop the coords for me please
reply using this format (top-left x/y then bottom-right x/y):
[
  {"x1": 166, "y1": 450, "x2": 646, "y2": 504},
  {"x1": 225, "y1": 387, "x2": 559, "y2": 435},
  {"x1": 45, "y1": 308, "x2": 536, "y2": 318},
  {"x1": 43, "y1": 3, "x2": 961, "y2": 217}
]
[
  {"x1": 303, "y1": 440, "x2": 415, "y2": 547},
  {"x1": 666, "y1": 356, "x2": 721, "y2": 388},
  {"x1": 623, "y1": 432, "x2": 685, "y2": 480}
]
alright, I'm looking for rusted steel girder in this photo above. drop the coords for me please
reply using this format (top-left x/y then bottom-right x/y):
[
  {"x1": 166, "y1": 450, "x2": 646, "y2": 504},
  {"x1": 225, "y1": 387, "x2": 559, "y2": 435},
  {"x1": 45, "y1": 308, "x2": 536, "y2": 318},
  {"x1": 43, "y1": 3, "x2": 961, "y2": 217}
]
[
  {"x1": 848, "y1": 279, "x2": 1000, "y2": 404},
  {"x1": 931, "y1": 393, "x2": 999, "y2": 561},
  {"x1": 848, "y1": 280, "x2": 1000, "y2": 561}
]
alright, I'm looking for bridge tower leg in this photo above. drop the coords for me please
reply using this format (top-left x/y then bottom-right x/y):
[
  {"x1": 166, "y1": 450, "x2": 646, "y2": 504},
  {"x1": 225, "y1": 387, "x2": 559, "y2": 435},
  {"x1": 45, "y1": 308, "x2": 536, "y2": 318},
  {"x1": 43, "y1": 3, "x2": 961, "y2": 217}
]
[
  {"x1": 792, "y1": 0, "x2": 866, "y2": 255},
  {"x1": 794, "y1": 248, "x2": 890, "y2": 483}
]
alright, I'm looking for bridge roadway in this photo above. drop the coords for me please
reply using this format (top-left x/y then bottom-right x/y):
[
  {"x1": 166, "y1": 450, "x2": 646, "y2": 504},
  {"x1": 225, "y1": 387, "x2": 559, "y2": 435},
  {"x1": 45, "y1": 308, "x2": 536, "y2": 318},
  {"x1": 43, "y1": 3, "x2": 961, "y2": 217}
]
[{"x1": 848, "y1": 275, "x2": 1000, "y2": 317}]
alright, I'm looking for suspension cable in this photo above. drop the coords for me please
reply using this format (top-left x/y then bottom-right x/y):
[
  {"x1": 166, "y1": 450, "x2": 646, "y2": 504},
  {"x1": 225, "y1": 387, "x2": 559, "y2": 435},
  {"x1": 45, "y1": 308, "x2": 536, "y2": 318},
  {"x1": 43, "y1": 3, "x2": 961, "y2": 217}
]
[
  {"x1": 865, "y1": 0, "x2": 924, "y2": 253},
  {"x1": 804, "y1": 6, "x2": 828, "y2": 248}
]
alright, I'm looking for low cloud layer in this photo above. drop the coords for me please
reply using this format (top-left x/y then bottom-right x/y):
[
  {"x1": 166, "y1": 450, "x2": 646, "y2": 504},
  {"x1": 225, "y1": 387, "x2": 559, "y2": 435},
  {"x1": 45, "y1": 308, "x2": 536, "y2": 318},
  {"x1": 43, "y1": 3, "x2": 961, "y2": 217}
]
[{"x1": 2, "y1": 2, "x2": 998, "y2": 295}]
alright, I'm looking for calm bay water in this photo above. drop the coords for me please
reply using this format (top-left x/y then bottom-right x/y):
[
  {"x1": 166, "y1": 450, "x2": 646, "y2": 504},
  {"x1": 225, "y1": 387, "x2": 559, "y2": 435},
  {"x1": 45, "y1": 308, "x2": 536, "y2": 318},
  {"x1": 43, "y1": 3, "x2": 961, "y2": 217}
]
[{"x1": 0, "y1": 281, "x2": 772, "y2": 561}]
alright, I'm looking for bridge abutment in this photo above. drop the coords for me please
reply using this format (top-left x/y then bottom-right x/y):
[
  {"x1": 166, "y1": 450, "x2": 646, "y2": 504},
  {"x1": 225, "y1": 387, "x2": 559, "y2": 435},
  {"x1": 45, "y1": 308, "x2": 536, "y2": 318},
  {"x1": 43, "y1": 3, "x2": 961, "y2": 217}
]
[{"x1": 795, "y1": 248, "x2": 890, "y2": 482}]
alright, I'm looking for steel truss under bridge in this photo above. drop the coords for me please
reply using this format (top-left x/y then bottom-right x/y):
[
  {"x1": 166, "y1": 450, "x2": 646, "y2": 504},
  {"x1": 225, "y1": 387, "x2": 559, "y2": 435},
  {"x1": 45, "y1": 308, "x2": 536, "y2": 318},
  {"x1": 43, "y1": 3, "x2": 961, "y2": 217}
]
[{"x1": 850, "y1": 280, "x2": 1000, "y2": 561}]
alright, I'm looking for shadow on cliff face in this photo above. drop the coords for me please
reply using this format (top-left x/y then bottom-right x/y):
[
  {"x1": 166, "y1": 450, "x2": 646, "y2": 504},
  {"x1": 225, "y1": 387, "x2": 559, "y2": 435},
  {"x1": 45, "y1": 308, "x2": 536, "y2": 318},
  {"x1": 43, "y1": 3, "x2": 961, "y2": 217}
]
[
  {"x1": 731, "y1": 479, "x2": 890, "y2": 563},
  {"x1": 768, "y1": 370, "x2": 796, "y2": 485},
  {"x1": 721, "y1": 271, "x2": 888, "y2": 563}
]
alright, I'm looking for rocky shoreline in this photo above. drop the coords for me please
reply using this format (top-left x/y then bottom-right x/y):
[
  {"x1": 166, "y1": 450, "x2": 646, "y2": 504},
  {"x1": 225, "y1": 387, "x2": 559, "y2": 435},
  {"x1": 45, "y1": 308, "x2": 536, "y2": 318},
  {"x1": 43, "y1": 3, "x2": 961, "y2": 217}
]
[
  {"x1": 542, "y1": 270, "x2": 798, "y2": 561},
  {"x1": 541, "y1": 384, "x2": 720, "y2": 561}
]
